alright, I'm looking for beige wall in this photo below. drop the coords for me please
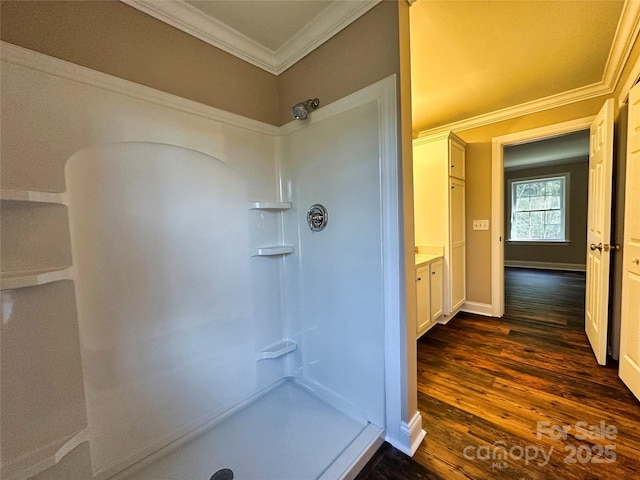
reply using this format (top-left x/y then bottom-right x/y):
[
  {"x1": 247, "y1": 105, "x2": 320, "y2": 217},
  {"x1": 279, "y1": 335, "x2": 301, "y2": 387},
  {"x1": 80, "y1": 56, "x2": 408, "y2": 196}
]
[
  {"x1": 0, "y1": 0, "x2": 280, "y2": 125},
  {"x1": 277, "y1": 1, "x2": 401, "y2": 125},
  {"x1": 1, "y1": 0, "x2": 402, "y2": 128},
  {"x1": 504, "y1": 160, "x2": 589, "y2": 266},
  {"x1": 464, "y1": 141, "x2": 493, "y2": 304}
]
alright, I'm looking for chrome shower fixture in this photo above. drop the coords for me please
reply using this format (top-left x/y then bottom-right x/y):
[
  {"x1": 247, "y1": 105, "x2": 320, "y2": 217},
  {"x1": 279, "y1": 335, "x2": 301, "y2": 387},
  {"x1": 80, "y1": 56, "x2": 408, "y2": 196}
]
[{"x1": 292, "y1": 98, "x2": 320, "y2": 120}]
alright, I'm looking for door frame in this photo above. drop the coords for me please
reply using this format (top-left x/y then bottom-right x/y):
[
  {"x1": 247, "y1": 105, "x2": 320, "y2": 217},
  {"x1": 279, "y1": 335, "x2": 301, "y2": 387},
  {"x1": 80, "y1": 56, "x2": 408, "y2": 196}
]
[{"x1": 490, "y1": 117, "x2": 595, "y2": 317}]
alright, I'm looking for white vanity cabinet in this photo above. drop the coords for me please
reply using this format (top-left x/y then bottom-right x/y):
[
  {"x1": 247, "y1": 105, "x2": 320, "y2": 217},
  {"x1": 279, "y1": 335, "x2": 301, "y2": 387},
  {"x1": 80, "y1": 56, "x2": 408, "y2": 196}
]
[
  {"x1": 413, "y1": 131, "x2": 466, "y2": 320},
  {"x1": 416, "y1": 264, "x2": 431, "y2": 336},
  {"x1": 416, "y1": 255, "x2": 443, "y2": 338}
]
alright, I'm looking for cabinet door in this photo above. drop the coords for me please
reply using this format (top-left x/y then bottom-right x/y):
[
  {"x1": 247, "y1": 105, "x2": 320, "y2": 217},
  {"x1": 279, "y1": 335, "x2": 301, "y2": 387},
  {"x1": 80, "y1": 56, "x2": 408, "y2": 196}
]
[
  {"x1": 450, "y1": 243, "x2": 466, "y2": 312},
  {"x1": 449, "y1": 139, "x2": 465, "y2": 180},
  {"x1": 449, "y1": 179, "x2": 466, "y2": 312},
  {"x1": 416, "y1": 266, "x2": 431, "y2": 336},
  {"x1": 430, "y1": 260, "x2": 443, "y2": 322}
]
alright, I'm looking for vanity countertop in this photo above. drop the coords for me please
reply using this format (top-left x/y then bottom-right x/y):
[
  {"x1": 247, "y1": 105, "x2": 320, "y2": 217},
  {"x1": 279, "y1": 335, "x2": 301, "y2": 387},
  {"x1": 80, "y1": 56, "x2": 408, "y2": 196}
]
[{"x1": 415, "y1": 253, "x2": 442, "y2": 268}]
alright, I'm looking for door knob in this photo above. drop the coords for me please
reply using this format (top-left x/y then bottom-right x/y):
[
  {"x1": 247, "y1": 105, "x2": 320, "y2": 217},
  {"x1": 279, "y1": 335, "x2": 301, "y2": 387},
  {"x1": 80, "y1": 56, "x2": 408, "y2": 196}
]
[
  {"x1": 632, "y1": 257, "x2": 640, "y2": 265},
  {"x1": 590, "y1": 243, "x2": 603, "y2": 252}
]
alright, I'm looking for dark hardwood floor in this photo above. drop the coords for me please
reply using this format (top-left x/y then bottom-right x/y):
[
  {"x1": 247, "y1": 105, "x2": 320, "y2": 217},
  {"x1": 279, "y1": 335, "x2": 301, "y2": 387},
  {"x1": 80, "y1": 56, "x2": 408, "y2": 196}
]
[{"x1": 357, "y1": 268, "x2": 640, "y2": 480}]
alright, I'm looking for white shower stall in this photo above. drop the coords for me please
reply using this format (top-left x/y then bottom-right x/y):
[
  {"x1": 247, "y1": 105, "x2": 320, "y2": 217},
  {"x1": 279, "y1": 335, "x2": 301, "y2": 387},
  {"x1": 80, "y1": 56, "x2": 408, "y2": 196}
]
[{"x1": 0, "y1": 43, "x2": 406, "y2": 480}]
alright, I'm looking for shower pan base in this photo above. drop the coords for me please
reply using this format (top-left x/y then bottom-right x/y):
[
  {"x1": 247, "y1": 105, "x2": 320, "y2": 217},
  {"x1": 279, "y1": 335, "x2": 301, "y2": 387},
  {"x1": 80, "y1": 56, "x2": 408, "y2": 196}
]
[{"x1": 115, "y1": 379, "x2": 383, "y2": 480}]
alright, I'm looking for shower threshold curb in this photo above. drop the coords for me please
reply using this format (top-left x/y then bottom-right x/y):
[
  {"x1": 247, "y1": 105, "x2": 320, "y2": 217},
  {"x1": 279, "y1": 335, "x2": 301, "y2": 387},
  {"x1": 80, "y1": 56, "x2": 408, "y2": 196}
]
[{"x1": 318, "y1": 423, "x2": 384, "y2": 480}]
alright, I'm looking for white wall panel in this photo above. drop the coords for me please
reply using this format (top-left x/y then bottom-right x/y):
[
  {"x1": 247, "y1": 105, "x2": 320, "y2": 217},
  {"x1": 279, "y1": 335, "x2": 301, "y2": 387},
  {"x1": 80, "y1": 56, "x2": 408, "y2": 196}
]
[
  {"x1": 282, "y1": 100, "x2": 386, "y2": 427},
  {"x1": 0, "y1": 50, "x2": 284, "y2": 479}
]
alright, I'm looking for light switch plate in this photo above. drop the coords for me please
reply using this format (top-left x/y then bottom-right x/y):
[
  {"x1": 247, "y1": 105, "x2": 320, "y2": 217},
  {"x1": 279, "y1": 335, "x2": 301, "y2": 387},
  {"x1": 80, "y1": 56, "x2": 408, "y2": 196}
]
[{"x1": 473, "y1": 220, "x2": 489, "y2": 230}]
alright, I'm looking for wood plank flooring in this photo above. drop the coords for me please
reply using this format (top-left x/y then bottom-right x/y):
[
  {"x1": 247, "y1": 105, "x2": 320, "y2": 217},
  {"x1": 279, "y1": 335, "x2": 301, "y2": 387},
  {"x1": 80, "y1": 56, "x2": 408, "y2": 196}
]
[{"x1": 357, "y1": 268, "x2": 640, "y2": 480}]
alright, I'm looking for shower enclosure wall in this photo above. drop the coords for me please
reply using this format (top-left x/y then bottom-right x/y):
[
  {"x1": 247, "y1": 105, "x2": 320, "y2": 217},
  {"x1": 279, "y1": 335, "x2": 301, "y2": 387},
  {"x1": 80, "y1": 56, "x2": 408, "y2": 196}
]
[{"x1": 0, "y1": 43, "x2": 405, "y2": 480}]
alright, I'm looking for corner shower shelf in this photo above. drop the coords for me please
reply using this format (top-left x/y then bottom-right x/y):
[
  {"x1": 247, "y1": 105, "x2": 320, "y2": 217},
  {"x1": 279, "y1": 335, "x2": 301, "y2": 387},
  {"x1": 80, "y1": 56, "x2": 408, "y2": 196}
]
[
  {"x1": 0, "y1": 189, "x2": 67, "y2": 205},
  {"x1": 257, "y1": 340, "x2": 298, "y2": 360},
  {"x1": 1, "y1": 427, "x2": 89, "y2": 480},
  {"x1": 249, "y1": 201, "x2": 292, "y2": 210},
  {"x1": 1, "y1": 267, "x2": 74, "y2": 290},
  {"x1": 252, "y1": 246, "x2": 294, "y2": 256}
]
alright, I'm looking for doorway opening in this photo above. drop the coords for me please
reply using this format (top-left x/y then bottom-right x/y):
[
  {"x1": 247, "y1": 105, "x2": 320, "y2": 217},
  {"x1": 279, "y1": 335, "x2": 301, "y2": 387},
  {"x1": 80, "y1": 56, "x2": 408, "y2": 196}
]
[
  {"x1": 490, "y1": 117, "x2": 595, "y2": 318},
  {"x1": 502, "y1": 130, "x2": 590, "y2": 328}
]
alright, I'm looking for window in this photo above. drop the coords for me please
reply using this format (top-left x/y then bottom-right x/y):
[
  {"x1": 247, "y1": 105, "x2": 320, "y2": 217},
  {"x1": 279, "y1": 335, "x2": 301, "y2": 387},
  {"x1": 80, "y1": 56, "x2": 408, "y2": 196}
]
[{"x1": 509, "y1": 174, "x2": 568, "y2": 242}]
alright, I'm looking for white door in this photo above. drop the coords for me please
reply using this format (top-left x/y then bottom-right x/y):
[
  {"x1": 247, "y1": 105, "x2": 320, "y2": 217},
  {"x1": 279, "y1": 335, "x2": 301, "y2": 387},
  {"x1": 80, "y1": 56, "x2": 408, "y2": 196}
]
[
  {"x1": 619, "y1": 83, "x2": 640, "y2": 400},
  {"x1": 585, "y1": 99, "x2": 615, "y2": 365}
]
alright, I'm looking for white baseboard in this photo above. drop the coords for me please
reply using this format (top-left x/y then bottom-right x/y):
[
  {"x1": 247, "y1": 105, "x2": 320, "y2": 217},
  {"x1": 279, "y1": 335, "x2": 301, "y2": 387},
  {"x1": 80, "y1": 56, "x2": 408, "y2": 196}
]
[
  {"x1": 461, "y1": 301, "x2": 494, "y2": 316},
  {"x1": 505, "y1": 260, "x2": 586, "y2": 272},
  {"x1": 391, "y1": 411, "x2": 426, "y2": 457}
]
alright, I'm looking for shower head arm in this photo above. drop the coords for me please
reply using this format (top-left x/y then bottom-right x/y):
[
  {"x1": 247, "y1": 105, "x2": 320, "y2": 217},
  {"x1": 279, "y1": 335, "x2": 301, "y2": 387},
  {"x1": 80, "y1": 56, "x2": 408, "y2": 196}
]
[{"x1": 291, "y1": 98, "x2": 320, "y2": 120}]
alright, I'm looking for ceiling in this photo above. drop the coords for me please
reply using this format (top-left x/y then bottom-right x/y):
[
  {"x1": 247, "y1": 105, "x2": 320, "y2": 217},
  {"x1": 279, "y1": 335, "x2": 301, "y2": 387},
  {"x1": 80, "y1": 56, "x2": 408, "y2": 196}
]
[
  {"x1": 504, "y1": 130, "x2": 590, "y2": 170},
  {"x1": 122, "y1": 0, "x2": 379, "y2": 74},
  {"x1": 123, "y1": 0, "x2": 637, "y2": 136},
  {"x1": 410, "y1": 0, "x2": 631, "y2": 134},
  {"x1": 185, "y1": 1, "x2": 333, "y2": 51}
]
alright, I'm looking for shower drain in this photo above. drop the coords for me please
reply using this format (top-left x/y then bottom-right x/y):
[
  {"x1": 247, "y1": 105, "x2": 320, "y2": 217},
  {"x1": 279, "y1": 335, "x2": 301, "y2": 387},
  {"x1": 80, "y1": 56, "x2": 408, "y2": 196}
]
[{"x1": 210, "y1": 468, "x2": 234, "y2": 480}]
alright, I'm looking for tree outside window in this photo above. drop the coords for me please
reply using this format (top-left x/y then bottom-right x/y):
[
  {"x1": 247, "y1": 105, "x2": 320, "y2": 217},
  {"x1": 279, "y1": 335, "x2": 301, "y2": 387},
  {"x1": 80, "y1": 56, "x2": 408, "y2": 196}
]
[{"x1": 510, "y1": 175, "x2": 568, "y2": 241}]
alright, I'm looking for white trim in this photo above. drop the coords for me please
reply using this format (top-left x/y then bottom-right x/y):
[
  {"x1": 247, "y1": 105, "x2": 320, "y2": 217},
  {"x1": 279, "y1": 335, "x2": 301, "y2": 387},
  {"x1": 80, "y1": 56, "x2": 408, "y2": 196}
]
[
  {"x1": 121, "y1": 0, "x2": 277, "y2": 72},
  {"x1": 491, "y1": 117, "x2": 595, "y2": 318},
  {"x1": 461, "y1": 301, "x2": 494, "y2": 317},
  {"x1": 419, "y1": 83, "x2": 608, "y2": 137},
  {"x1": 505, "y1": 261, "x2": 586, "y2": 272},
  {"x1": 0, "y1": 41, "x2": 279, "y2": 136},
  {"x1": 275, "y1": 1, "x2": 380, "y2": 74},
  {"x1": 604, "y1": 0, "x2": 640, "y2": 96},
  {"x1": 417, "y1": 1, "x2": 640, "y2": 137},
  {"x1": 396, "y1": 412, "x2": 426, "y2": 457},
  {"x1": 508, "y1": 240, "x2": 571, "y2": 246},
  {"x1": 278, "y1": 76, "x2": 395, "y2": 135},
  {"x1": 618, "y1": 2, "x2": 640, "y2": 106},
  {"x1": 618, "y1": 49, "x2": 640, "y2": 106},
  {"x1": 121, "y1": 0, "x2": 380, "y2": 75}
]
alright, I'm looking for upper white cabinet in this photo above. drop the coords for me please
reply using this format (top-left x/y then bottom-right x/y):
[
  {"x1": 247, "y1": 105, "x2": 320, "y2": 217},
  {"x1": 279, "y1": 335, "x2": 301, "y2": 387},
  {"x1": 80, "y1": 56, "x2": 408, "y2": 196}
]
[
  {"x1": 413, "y1": 131, "x2": 466, "y2": 320},
  {"x1": 449, "y1": 139, "x2": 465, "y2": 180}
]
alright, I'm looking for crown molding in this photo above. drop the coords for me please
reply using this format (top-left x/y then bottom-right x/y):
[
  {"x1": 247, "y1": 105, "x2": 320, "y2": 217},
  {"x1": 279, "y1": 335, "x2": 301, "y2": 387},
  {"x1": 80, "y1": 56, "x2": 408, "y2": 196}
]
[
  {"x1": 121, "y1": 0, "x2": 380, "y2": 75},
  {"x1": 416, "y1": 0, "x2": 640, "y2": 137},
  {"x1": 275, "y1": 0, "x2": 380, "y2": 73},
  {"x1": 121, "y1": 0, "x2": 277, "y2": 72},
  {"x1": 602, "y1": 0, "x2": 640, "y2": 90},
  {"x1": 417, "y1": 81, "x2": 611, "y2": 137}
]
